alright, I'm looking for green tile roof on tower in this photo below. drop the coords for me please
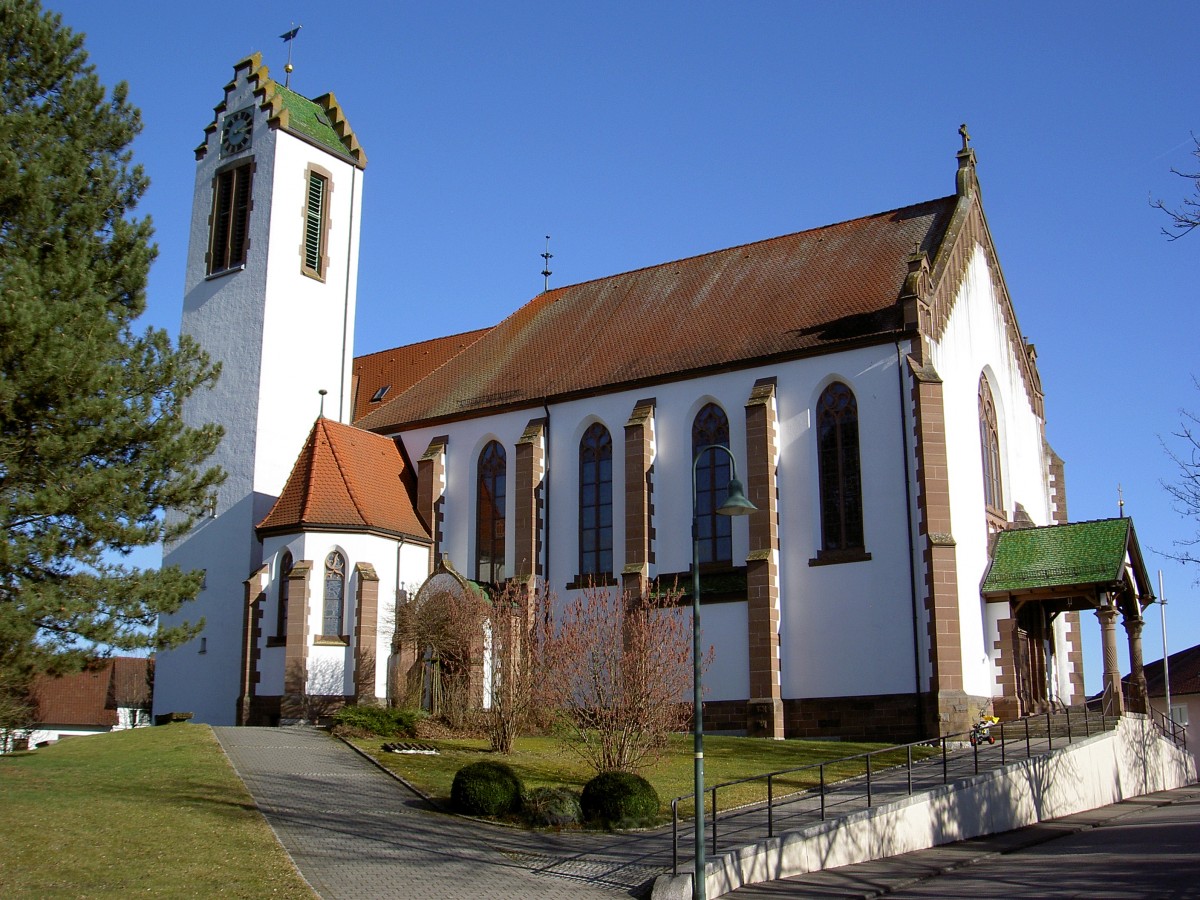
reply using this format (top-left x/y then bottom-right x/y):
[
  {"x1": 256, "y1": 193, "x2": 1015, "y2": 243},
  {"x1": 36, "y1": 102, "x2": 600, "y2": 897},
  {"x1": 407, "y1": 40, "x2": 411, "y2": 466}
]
[
  {"x1": 196, "y1": 53, "x2": 366, "y2": 168},
  {"x1": 981, "y1": 518, "x2": 1133, "y2": 595}
]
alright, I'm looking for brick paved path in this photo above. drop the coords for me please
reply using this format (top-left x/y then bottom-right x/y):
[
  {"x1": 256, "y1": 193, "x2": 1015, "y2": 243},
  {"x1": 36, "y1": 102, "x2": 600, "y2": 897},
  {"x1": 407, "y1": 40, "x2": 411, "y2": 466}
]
[
  {"x1": 215, "y1": 712, "x2": 1122, "y2": 899},
  {"x1": 214, "y1": 726, "x2": 651, "y2": 899}
]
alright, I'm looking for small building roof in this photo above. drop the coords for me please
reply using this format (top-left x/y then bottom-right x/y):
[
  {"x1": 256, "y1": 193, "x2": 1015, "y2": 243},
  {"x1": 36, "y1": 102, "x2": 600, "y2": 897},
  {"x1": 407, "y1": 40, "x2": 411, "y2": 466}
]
[
  {"x1": 1135, "y1": 644, "x2": 1200, "y2": 699},
  {"x1": 257, "y1": 417, "x2": 430, "y2": 541},
  {"x1": 32, "y1": 657, "x2": 151, "y2": 727},
  {"x1": 982, "y1": 518, "x2": 1136, "y2": 595},
  {"x1": 356, "y1": 195, "x2": 958, "y2": 432}
]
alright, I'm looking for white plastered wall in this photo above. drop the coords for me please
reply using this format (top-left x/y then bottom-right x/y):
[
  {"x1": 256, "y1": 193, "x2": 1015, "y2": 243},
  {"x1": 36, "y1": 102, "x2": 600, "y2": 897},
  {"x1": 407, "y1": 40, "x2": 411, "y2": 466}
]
[
  {"x1": 928, "y1": 245, "x2": 1054, "y2": 699},
  {"x1": 257, "y1": 531, "x2": 429, "y2": 701},
  {"x1": 394, "y1": 341, "x2": 922, "y2": 707}
]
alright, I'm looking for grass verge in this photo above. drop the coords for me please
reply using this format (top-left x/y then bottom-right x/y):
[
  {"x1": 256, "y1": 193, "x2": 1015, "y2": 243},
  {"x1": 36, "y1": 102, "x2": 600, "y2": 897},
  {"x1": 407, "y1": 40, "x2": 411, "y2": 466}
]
[
  {"x1": 352, "y1": 731, "x2": 929, "y2": 823},
  {"x1": 0, "y1": 724, "x2": 313, "y2": 898}
]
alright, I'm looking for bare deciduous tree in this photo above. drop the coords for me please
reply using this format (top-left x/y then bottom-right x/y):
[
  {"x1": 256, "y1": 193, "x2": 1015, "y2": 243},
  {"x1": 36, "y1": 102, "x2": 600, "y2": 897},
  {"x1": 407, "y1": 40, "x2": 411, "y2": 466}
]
[
  {"x1": 1152, "y1": 135, "x2": 1200, "y2": 240},
  {"x1": 1163, "y1": 387, "x2": 1200, "y2": 568},
  {"x1": 538, "y1": 585, "x2": 706, "y2": 774},
  {"x1": 393, "y1": 582, "x2": 488, "y2": 731}
]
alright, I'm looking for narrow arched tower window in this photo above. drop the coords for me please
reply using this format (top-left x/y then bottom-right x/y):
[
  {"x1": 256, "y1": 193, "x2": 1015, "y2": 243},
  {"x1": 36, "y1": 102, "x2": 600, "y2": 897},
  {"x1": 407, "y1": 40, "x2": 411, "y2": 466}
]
[
  {"x1": 579, "y1": 423, "x2": 613, "y2": 578},
  {"x1": 323, "y1": 551, "x2": 345, "y2": 637},
  {"x1": 817, "y1": 382, "x2": 864, "y2": 552},
  {"x1": 979, "y1": 376, "x2": 1004, "y2": 514},
  {"x1": 276, "y1": 551, "x2": 293, "y2": 639},
  {"x1": 207, "y1": 161, "x2": 252, "y2": 274},
  {"x1": 476, "y1": 441, "x2": 506, "y2": 584},
  {"x1": 692, "y1": 403, "x2": 732, "y2": 566}
]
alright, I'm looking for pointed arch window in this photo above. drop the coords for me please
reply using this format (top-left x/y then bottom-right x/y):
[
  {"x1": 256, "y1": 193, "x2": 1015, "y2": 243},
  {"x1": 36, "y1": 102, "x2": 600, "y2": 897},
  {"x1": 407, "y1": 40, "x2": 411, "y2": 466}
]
[
  {"x1": 579, "y1": 423, "x2": 613, "y2": 578},
  {"x1": 476, "y1": 441, "x2": 506, "y2": 584},
  {"x1": 817, "y1": 382, "x2": 864, "y2": 553},
  {"x1": 323, "y1": 551, "x2": 346, "y2": 637},
  {"x1": 276, "y1": 551, "x2": 293, "y2": 640},
  {"x1": 979, "y1": 376, "x2": 1004, "y2": 515},
  {"x1": 693, "y1": 403, "x2": 732, "y2": 566}
]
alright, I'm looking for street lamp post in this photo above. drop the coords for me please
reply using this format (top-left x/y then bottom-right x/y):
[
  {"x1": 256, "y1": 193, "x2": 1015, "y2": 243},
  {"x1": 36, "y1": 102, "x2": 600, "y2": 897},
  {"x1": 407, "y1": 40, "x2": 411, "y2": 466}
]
[{"x1": 691, "y1": 444, "x2": 757, "y2": 900}]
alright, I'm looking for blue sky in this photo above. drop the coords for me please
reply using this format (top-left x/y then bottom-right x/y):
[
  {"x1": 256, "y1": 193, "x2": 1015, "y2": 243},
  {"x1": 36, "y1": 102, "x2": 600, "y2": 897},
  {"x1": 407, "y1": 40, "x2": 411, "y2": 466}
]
[{"x1": 48, "y1": 1, "x2": 1198, "y2": 693}]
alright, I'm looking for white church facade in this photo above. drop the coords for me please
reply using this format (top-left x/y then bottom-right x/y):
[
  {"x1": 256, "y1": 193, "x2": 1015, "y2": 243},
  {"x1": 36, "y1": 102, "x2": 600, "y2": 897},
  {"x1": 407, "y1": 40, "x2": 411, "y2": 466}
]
[{"x1": 154, "y1": 57, "x2": 1156, "y2": 739}]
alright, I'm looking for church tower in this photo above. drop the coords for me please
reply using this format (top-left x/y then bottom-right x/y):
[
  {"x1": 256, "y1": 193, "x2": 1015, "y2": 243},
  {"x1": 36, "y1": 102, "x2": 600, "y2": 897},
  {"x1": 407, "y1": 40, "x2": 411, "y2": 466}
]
[{"x1": 154, "y1": 55, "x2": 367, "y2": 724}]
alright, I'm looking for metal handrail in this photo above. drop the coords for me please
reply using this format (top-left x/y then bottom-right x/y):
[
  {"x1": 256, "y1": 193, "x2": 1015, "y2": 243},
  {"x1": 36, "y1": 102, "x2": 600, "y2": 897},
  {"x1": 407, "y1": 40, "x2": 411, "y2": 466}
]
[{"x1": 669, "y1": 705, "x2": 1122, "y2": 876}]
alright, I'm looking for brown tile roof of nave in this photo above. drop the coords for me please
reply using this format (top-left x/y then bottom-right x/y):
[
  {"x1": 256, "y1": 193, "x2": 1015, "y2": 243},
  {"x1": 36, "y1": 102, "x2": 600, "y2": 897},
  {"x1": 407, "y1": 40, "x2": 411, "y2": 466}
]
[
  {"x1": 357, "y1": 196, "x2": 958, "y2": 432},
  {"x1": 257, "y1": 417, "x2": 430, "y2": 541},
  {"x1": 32, "y1": 657, "x2": 151, "y2": 727},
  {"x1": 351, "y1": 328, "x2": 492, "y2": 424}
]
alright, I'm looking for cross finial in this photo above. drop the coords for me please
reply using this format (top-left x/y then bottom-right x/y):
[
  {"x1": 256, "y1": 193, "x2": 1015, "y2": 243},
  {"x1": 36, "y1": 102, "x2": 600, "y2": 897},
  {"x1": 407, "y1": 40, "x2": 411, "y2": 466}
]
[
  {"x1": 1118, "y1": 483, "x2": 1125, "y2": 518},
  {"x1": 959, "y1": 123, "x2": 971, "y2": 151},
  {"x1": 540, "y1": 235, "x2": 553, "y2": 293}
]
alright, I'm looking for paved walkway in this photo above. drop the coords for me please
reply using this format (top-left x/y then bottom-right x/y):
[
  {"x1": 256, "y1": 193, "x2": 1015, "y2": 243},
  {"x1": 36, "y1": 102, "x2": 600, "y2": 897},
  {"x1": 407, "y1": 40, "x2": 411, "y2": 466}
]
[
  {"x1": 215, "y1": 726, "x2": 653, "y2": 898},
  {"x1": 214, "y1": 713, "x2": 1126, "y2": 899}
]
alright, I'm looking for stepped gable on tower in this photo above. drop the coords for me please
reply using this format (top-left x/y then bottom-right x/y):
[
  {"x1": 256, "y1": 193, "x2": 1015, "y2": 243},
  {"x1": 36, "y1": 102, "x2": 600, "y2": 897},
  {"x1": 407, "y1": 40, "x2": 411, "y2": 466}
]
[
  {"x1": 196, "y1": 52, "x2": 367, "y2": 167},
  {"x1": 356, "y1": 196, "x2": 959, "y2": 432},
  {"x1": 257, "y1": 417, "x2": 427, "y2": 540}
]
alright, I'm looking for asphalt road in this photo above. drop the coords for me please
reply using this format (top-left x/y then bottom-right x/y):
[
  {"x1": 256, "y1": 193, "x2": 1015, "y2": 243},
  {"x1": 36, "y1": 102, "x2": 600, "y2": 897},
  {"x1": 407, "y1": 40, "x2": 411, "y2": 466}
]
[{"x1": 728, "y1": 786, "x2": 1200, "y2": 899}]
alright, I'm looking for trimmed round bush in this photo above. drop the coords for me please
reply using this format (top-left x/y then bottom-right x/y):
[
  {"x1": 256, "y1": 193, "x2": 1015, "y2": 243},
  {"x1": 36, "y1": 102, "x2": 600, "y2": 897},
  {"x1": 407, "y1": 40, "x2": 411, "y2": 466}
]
[
  {"x1": 581, "y1": 771, "x2": 660, "y2": 829},
  {"x1": 524, "y1": 786, "x2": 583, "y2": 828},
  {"x1": 451, "y1": 761, "x2": 523, "y2": 817}
]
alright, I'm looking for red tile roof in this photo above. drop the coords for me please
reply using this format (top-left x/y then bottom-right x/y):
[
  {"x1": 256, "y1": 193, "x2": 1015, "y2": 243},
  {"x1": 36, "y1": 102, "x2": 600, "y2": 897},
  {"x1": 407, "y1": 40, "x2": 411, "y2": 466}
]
[
  {"x1": 1136, "y1": 643, "x2": 1200, "y2": 698},
  {"x1": 351, "y1": 328, "x2": 492, "y2": 424},
  {"x1": 257, "y1": 417, "x2": 430, "y2": 540},
  {"x1": 356, "y1": 196, "x2": 958, "y2": 433},
  {"x1": 32, "y1": 657, "x2": 151, "y2": 727}
]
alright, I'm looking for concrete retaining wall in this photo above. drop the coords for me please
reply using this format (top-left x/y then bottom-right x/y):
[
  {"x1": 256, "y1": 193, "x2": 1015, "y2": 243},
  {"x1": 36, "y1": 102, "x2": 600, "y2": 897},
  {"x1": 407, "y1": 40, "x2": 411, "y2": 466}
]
[{"x1": 653, "y1": 715, "x2": 1196, "y2": 899}]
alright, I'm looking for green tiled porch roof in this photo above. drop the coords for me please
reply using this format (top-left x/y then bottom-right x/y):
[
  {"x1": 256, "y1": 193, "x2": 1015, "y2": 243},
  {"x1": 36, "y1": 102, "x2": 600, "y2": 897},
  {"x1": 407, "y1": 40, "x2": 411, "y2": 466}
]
[{"x1": 982, "y1": 518, "x2": 1133, "y2": 595}]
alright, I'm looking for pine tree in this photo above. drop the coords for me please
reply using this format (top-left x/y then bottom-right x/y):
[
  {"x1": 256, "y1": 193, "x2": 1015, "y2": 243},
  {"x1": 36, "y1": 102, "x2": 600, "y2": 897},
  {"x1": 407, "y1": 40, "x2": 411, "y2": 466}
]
[{"x1": 0, "y1": 1, "x2": 224, "y2": 684}]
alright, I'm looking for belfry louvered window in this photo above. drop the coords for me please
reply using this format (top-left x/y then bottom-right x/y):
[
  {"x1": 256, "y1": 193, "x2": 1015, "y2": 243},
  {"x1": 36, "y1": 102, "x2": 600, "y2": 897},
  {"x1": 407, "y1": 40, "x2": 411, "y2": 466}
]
[
  {"x1": 207, "y1": 161, "x2": 252, "y2": 274},
  {"x1": 301, "y1": 167, "x2": 330, "y2": 279}
]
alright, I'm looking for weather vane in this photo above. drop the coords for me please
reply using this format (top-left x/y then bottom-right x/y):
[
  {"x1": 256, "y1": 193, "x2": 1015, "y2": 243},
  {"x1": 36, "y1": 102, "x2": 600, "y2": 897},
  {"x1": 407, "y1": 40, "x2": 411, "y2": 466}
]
[{"x1": 280, "y1": 24, "x2": 302, "y2": 88}]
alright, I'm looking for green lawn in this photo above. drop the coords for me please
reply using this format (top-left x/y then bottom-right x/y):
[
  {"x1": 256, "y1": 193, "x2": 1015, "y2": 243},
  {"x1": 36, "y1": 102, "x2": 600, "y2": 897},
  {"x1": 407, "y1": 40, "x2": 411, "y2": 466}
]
[
  {"x1": 0, "y1": 724, "x2": 313, "y2": 898},
  {"x1": 353, "y1": 732, "x2": 922, "y2": 821}
]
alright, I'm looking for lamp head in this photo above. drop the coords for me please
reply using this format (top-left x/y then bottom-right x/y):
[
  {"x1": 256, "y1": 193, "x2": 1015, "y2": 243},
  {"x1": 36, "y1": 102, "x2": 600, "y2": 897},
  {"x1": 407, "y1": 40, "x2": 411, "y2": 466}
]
[{"x1": 717, "y1": 478, "x2": 757, "y2": 517}]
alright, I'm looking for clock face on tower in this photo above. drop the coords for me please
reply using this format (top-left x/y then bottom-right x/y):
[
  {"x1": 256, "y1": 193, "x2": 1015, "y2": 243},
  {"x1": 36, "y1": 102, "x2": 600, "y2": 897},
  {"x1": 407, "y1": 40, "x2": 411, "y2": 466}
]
[{"x1": 221, "y1": 107, "x2": 253, "y2": 156}]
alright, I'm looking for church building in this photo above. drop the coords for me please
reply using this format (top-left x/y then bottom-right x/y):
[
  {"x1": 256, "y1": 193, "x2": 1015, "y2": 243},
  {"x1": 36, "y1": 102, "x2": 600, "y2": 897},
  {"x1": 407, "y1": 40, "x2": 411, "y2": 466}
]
[{"x1": 153, "y1": 56, "x2": 1156, "y2": 739}]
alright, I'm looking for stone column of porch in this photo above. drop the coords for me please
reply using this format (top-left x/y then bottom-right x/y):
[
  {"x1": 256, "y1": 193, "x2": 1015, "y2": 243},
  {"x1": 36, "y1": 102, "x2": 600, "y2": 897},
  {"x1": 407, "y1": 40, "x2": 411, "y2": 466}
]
[
  {"x1": 1123, "y1": 612, "x2": 1148, "y2": 714},
  {"x1": 1097, "y1": 604, "x2": 1124, "y2": 716}
]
